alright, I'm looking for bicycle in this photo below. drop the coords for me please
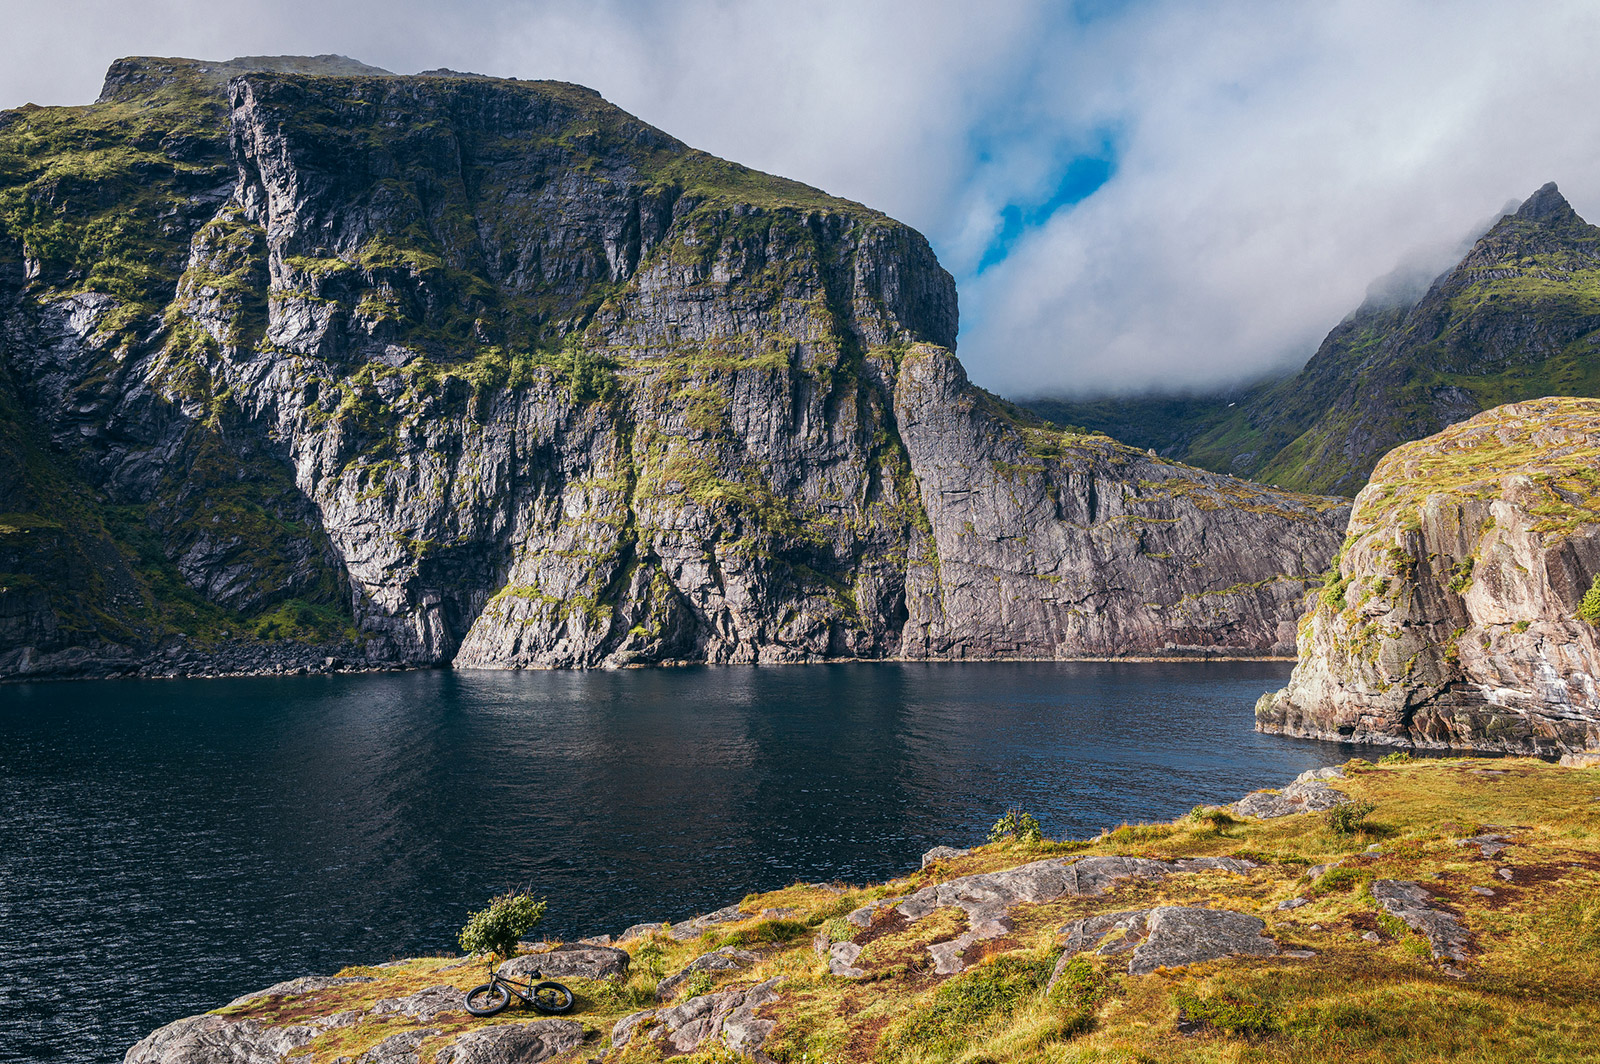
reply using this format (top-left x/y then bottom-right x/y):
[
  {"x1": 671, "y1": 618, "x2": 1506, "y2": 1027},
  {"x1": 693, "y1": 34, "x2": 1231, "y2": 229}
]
[{"x1": 463, "y1": 962, "x2": 575, "y2": 1016}]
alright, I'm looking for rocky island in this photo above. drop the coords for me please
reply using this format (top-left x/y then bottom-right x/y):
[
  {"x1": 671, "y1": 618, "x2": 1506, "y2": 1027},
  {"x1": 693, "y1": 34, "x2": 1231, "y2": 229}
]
[
  {"x1": 1259, "y1": 397, "x2": 1600, "y2": 756},
  {"x1": 124, "y1": 756, "x2": 1600, "y2": 1063},
  {"x1": 0, "y1": 56, "x2": 1346, "y2": 679}
]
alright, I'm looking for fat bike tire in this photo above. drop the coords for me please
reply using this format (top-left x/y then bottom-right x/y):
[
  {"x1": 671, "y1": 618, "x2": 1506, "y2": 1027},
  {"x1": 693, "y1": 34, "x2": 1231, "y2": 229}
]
[
  {"x1": 531, "y1": 981, "x2": 574, "y2": 1014},
  {"x1": 464, "y1": 982, "x2": 510, "y2": 1016}
]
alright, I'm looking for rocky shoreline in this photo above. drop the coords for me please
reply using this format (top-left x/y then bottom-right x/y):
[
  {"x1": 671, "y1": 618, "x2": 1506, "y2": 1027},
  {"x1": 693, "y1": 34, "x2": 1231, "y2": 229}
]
[{"x1": 122, "y1": 757, "x2": 1595, "y2": 1064}]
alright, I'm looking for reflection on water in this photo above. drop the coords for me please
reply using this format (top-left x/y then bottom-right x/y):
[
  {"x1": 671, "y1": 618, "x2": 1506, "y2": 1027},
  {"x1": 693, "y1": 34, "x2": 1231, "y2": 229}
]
[{"x1": 0, "y1": 661, "x2": 1361, "y2": 1063}]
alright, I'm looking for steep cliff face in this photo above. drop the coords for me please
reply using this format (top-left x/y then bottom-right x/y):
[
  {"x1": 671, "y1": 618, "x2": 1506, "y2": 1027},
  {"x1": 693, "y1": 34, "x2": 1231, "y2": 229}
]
[
  {"x1": 1259, "y1": 398, "x2": 1600, "y2": 754},
  {"x1": 0, "y1": 57, "x2": 1346, "y2": 676},
  {"x1": 1031, "y1": 183, "x2": 1600, "y2": 496}
]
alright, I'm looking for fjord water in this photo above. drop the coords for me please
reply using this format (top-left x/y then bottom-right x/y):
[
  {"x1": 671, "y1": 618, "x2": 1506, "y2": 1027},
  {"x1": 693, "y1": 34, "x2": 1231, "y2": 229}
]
[{"x1": 0, "y1": 662, "x2": 1362, "y2": 1064}]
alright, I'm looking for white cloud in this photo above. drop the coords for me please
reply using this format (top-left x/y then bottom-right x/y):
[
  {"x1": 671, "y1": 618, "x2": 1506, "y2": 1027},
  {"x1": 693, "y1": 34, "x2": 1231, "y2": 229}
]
[{"x1": 5, "y1": 0, "x2": 1600, "y2": 397}]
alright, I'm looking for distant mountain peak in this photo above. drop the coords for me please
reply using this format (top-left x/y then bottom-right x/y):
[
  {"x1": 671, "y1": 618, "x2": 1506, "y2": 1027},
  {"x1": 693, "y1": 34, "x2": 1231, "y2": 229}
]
[{"x1": 1512, "y1": 181, "x2": 1575, "y2": 224}]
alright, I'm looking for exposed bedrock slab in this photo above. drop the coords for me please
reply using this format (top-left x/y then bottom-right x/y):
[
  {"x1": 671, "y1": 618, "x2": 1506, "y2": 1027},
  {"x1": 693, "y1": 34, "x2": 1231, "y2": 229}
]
[
  {"x1": 125, "y1": 1014, "x2": 361, "y2": 1064},
  {"x1": 884, "y1": 854, "x2": 1255, "y2": 975},
  {"x1": 1370, "y1": 880, "x2": 1472, "y2": 963},
  {"x1": 613, "y1": 977, "x2": 781, "y2": 1058},
  {"x1": 656, "y1": 947, "x2": 760, "y2": 1000},
  {"x1": 1052, "y1": 906, "x2": 1279, "y2": 979},
  {"x1": 431, "y1": 1021, "x2": 584, "y2": 1064}
]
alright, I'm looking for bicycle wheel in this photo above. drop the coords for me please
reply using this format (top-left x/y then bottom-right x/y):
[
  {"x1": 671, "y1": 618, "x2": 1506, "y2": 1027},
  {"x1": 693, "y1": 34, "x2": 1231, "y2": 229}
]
[
  {"x1": 531, "y1": 981, "x2": 574, "y2": 1014},
  {"x1": 464, "y1": 982, "x2": 510, "y2": 1017}
]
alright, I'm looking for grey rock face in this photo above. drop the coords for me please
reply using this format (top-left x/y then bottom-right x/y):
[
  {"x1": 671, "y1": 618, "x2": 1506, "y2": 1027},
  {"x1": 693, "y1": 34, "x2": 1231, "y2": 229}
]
[
  {"x1": 331, "y1": 1028, "x2": 438, "y2": 1064},
  {"x1": 1230, "y1": 777, "x2": 1349, "y2": 819},
  {"x1": 656, "y1": 947, "x2": 760, "y2": 1000},
  {"x1": 827, "y1": 941, "x2": 866, "y2": 978},
  {"x1": 1052, "y1": 906, "x2": 1278, "y2": 978},
  {"x1": 1259, "y1": 399, "x2": 1600, "y2": 755},
  {"x1": 1456, "y1": 834, "x2": 1511, "y2": 858},
  {"x1": 667, "y1": 904, "x2": 746, "y2": 941},
  {"x1": 431, "y1": 1021, "x2": 584, "y2": 1064},
  {"x1": 125, "y1": 1012, "x2": 362, "y2": 1064},
  {"x1": 1, "y1": 60, "x2": 1345, "y2": 679},
  {"x1": 894, "y1": 854, "x2": 1255, "y2": 974},
  {"x1": 921, "y1": 845, "x2": 971, "y2": 868},
  {"x1": 368, "y1": 985, "x2": 461, "y2": 1023},
  {"x1": 1370, "y1": 879, "x2": 1471, "y2": 963},
  {"x1": 613, "y1": 977, "x2": 781, "y2": 1058},
  {"x1": 499, "y1": 943, "x2": 630, "y2": 981}
]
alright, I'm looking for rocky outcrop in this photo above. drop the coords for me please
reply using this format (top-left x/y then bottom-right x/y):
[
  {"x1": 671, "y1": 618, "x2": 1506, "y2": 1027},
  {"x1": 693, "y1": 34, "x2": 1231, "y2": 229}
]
[
  {"x1": 656, "y1": 947, "x2": 760, "y2": 1000},
  {"x1": 1052, "y1": 906, "x2": 1278, "y2": 977},
  {"x1": 879, "y1": 853, "x2": 1256, "y2": 975},
  {"x1": 499, "y1": 942, "x2": 629, "y2": 981},
  {"x1": 613, "y1": 977, "x2": 781, "y2": 1058},
  {"x1": 1370, "y1": 880, "x2": 1471, "y2": 964},
  {"x1": 1259, "y1": 398, "x2": 1600, "y2": 754},
  {"x1": 1230, "y1": 766, "x2": 1350, "y2": 818},
  {"x1": 0, "y1": 56, "x2": 1346, "y2": 678}
]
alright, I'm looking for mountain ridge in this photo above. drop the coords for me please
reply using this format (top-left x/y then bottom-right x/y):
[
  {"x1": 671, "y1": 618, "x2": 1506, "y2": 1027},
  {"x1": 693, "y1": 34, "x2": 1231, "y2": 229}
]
[
  {"x1": 1028, "y1": 182, "x2": 1600, "y2": 495},
  {"x1": 0, "y1": 56, "x2": 1344, "y2": 677}
]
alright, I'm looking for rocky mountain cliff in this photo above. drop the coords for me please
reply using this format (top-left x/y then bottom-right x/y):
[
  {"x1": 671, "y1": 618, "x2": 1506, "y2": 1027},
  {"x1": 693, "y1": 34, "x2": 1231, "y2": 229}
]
[
  {"x1": 0, "y1": 56, "x2": 1347, "y2": 677},
  {"x1": 1030, "y1": 183, "x2": 1600, "y2": 496},
  {"x1": 1258, "y1": 397, "x2": 1600, "y2": 755}
]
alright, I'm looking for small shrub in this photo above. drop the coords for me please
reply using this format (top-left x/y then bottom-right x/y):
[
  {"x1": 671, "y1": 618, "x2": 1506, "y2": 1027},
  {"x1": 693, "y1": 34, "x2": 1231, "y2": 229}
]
[
  {"x1": 824, "y1": 917, "x2": 854, "y2": 944},
  {"x1": 1310, "y1": 865, "x2": 1372, "y2": 894},
  {"x1": 988, "y1": 808, "x2": 1043, "y2": 845},
  {"x1": 1173, "y1": 988, "x2": 1281, "y2": 1037},
  {"x1": 1323, "y1": 800, "x2": 1377, "y2": 836},
  {"x1": 457, "y1": 890, "x2": 548, "y2": 958},
  {"x1": 1377, "y1": 751, "x2": 1414, "y2": 765},
  {"x1": 682, "y1": 970, "x2": 714, "y2": 998},
  {"x1": 634, "y1": 940, "x2": 669, "y2": 978},
  {"x1": 1189, "y1": 806, "x2": 1239, "y2": 832},
  {"x1": 1581, "y1": 574, "x2": 1600, "y2": 625}
]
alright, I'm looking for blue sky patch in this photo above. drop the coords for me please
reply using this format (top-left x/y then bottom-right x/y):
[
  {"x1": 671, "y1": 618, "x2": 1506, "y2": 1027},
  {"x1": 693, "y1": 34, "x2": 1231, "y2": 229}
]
[{"x1": 977, "y1": 146, "x2": 1117, "y2": 274}]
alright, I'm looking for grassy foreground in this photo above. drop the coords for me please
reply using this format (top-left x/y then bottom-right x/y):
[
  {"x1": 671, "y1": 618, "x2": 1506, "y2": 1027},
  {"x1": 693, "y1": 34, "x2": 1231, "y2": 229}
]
[{"x1": 215, "y1": 758, "x2": 1600, "y2": 1063}]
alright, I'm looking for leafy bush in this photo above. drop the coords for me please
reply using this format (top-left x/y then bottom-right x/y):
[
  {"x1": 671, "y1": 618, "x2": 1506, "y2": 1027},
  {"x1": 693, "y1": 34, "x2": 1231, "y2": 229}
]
[
  {"x1": 458, "y1": 890, "x2": 548, "y2": 958},
  {"x1": 634, "y1": 940, "x2": 669, "y2": 978},
  {"x1": 681, "y1": 970, "x2": 714, "y2": 998},
  {"x1": 988, "y1": 808, "x2": 1043, "y2": 845},
  {"x1": 1580, "y1": 573, "x2": 1600, "y2": 624},
  {"x1": 1173, "y1": 988, "x2": 1281, "y2": 1036},
  {"x1": 1377, "y1": 751, "x2": 1413, "y2": 765},
  {"x1": 1323, "y1": 800, "x2": 1377, "y2": 836}
]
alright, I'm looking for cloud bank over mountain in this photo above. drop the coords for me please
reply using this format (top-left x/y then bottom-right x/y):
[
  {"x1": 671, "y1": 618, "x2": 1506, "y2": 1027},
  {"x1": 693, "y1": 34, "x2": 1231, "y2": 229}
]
[{"x1": 7, "y1": 0, "x2": 1600, "y2": 396}]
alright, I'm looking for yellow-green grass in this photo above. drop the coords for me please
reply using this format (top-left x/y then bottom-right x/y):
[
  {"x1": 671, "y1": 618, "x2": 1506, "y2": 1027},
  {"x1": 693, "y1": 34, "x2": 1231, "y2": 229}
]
[{"x1": 210, "y1": 758, "x2": 1600, "y2": 1063}]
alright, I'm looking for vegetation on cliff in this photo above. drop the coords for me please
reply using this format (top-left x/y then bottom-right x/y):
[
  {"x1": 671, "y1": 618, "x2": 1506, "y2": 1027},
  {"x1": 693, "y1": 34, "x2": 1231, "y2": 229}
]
[
  {"x1": 1259, "y1": 397, "x2": 1600, "y2": 754},
  {"x1": 145, "y1": 757, "x2": 1600, "y2": 1063}
]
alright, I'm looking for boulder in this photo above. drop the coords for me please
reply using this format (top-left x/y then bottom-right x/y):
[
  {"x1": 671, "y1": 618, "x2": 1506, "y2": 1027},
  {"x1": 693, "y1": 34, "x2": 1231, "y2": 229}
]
[
  {"x1": 921, "y1": 845, "x2": 971, "y2": 868},
  {"x1": 332, "y1": 1028, "x2": 438, "y2": 1064},
  {"x1": 1455, "y1": 833, "x2": 1511, "y2": 858},
  {"x1": 1560, "y1": 752, "x2": 1600, "y2": 767},
  {"x1": 668, "y1": 904, "x2": 746, "y2": 941},
  {"x1": 499, "y1": 943, "x2": 629, "y2": 981},
  {"x1": 827, "y1": 942, "x2": 866, "y2": 978},
  {"x1": 1231, "y1": 777, "x2": 1348, "y2": 819}
]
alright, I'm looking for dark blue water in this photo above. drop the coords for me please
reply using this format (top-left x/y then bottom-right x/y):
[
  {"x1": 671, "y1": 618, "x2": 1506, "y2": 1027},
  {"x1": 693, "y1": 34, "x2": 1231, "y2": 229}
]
[{"x1": 0, "y1": 662, "x2": 1361, "y2": 1063}]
